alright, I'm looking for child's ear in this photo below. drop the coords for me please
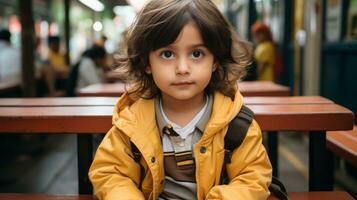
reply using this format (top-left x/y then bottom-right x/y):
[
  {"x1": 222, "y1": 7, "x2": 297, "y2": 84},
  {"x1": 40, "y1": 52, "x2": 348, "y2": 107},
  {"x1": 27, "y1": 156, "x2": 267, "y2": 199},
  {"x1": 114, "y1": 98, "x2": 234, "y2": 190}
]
[
  {"x1": 212, "y1": 63, "x2": 218, "y2": 72},
  {"x1": 145, "y1": 66, "x2": 152, "y2": 74}
]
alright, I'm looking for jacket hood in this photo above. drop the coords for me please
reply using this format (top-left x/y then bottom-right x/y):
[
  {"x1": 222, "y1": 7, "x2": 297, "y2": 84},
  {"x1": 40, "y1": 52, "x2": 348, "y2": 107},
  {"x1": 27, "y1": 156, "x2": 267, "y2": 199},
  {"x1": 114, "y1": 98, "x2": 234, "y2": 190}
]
[{"x1": 112, "y1": 90, "x2": 243, "y2": 140}]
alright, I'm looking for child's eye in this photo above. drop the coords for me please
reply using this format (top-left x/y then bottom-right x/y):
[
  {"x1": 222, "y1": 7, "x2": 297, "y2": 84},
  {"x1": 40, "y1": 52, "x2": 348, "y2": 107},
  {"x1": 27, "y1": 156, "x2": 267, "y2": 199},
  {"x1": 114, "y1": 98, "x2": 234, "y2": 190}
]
[
  {"x1": 160, "y1": 50, "x2": 175, "y2": 59},
  {"x1": 191, "y1": 50, "x2": 204, "y2": 59}
]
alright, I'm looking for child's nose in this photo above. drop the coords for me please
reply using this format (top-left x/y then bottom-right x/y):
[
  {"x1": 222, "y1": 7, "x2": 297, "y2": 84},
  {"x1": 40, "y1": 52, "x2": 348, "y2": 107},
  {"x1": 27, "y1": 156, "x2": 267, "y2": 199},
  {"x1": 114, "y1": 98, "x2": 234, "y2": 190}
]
[{"x1": 175, "y1": 58, "x2": 190, "y2": 75}]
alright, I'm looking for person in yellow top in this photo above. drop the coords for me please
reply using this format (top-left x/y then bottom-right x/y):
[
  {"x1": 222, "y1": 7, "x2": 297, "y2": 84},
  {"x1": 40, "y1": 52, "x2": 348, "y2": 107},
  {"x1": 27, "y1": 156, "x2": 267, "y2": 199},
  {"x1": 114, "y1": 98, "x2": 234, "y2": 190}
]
[
  {"x1": 47, "y1": 36, "x2": 69, "y2": 79},
  {"x1": 89, "y1": 0, "x2": 272, "y2": 199},
  {"x1": 251, "y1": 21, "x2": 275, "y2": 81}
]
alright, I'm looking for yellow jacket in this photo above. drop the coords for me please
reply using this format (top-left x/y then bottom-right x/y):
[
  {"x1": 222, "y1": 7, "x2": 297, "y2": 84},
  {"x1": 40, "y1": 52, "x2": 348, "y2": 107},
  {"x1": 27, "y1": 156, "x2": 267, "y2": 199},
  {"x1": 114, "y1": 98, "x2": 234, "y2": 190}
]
[
  {"x1": 254, "y1": 41, "x2": 275, "y2": 81},
  {"x1": 89, "y1": 91, "x2": 272, "y2": 200}
]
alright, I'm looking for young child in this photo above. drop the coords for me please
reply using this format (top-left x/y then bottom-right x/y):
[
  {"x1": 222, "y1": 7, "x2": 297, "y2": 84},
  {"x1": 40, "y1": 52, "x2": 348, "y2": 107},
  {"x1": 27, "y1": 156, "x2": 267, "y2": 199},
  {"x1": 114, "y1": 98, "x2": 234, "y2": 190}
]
[
  {"x1": 89, "y1": 0, "x2": 272, "y2": 199},
  {"x1": 251, "y1": 21, "x2": 276, "y2": 82}
]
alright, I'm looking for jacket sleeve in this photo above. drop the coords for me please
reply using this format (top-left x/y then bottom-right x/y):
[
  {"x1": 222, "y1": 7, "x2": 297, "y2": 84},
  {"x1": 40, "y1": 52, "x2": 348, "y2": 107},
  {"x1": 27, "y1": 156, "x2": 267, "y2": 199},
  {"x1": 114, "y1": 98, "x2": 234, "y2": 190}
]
[
  {"x1": 206, "y1": 120, "x2": 272, "y2": 200},
  {"x1": 88, "y1": 127, "x2": 145, "y2": 200}
]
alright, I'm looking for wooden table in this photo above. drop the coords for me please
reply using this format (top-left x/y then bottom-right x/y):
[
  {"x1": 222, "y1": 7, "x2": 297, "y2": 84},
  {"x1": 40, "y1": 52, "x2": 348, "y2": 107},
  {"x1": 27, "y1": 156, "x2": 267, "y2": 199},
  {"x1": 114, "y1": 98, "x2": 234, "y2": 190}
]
[
  {"x1": 239, "y1": 81, "x2": 290, "y2": 96},
  {"x1": 0, "y1": 191, "x2": 354, "y2": 200},
  {"x1": 268, "y1": 191, "x2": 355, "y2": 200},
  {"x1": 244, "y1": 96, "x2": 332, "y2": 105},
  {"x1": 0, "y1": 96, "x2": 330, "y2": 107},
  {"x1": 77, "y1": 82, "x2": 126, "y2": 97},
  {"x1": 9, "y1": 104, "x2": 348, "y2": 133},
  {"x1": 327, "y1": 126, "x2": 357, "y2": 167},
  {"x1": 77, "y1": 81, "x2": 290, "y2": 97},
  {"x1": 0, "y1": 97, "x2": 353, "y2": 193},
  {"x1": 244, "y1": 96, "x2": 333, "y2": 177},
  {"x1": 0, "y1": 97, "x2": 118, "y2": 107},
  {"x1": 0, "y1": 96, "x2": 331, "y2": 177}
]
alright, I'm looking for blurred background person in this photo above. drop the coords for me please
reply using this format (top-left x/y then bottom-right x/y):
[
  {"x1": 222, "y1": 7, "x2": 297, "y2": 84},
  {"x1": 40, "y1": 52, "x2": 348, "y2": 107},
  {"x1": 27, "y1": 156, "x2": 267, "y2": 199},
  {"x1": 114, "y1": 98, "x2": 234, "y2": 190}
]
[
  {"x1": 0, "y1": 29, "x2": 21, "y2": 84},
  {"x1": 251, "y1": 21, "x2": 275, "y2": 82},
  {"x1": 47, "y1": 36, "x2": 69, "y2": 81},
  {"x1": 94, "y1": 35, "x2": 108, "y2": 48},
  {"x1": 75, "y1": 45, "x2": 108, "y2": 91},
  {"x1": 35, "y1": 37, "x2": 64, "y2": 97}
]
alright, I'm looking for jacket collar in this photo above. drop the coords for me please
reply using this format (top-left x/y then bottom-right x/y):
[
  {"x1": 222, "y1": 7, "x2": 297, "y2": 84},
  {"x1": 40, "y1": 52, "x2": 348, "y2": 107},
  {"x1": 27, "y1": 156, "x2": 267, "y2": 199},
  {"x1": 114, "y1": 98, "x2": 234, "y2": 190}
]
[
  {"x1": 155, "y1": 95, "x2": 213, "y2": 136},
  {"x1": 112, "y1": 90, "x2": 243, "y2": 143}
]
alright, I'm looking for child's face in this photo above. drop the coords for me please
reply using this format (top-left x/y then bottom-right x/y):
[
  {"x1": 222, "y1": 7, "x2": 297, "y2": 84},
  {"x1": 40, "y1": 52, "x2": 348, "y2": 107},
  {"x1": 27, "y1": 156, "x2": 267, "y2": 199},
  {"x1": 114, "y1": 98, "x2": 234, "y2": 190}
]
[{"x1": 147, "y1": 22, "x2": 215, "y2": 103}]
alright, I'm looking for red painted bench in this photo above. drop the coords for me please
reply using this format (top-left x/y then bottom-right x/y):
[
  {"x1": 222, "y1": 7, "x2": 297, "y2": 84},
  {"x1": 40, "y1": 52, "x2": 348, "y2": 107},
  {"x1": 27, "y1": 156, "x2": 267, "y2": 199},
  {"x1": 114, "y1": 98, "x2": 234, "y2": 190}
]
[
  {"x1": 77, "y1": 82, "x2": 126, "y2": 97},
  {"x1": 0, "y1": 97, "x2": 118, "y2": 107},
  {"x1": 239, "y1": 81, "x2": 290, "y2": 97},
  {"x1": 0, "y1": 96, "x2": 331, "y2": 107},
  {"x1": 0, "y1": 98, "x2": 353, "y2": 193},
  {"x1": 244, "y1": 96, "x2": 332, "y2": 105},
  {"x1": 0, "y1": 100, "x2": 349, "y2": 134},
  {"x1": 77, "y1": 81, "x2": 290, "y2": 97},
  {"x1": 327, "y1": 125, "x2": 357, "y2": 167},
  {"x1": 0, "y1": 95, "x2": 338, "y2": 182}
]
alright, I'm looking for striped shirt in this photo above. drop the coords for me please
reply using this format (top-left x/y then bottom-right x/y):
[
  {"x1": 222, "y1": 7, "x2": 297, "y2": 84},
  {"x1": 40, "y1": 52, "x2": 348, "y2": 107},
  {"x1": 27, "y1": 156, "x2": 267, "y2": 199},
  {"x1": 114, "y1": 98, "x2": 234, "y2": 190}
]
[{"x1": 155, "y1": 95, "x2": 213, "y2": 200}]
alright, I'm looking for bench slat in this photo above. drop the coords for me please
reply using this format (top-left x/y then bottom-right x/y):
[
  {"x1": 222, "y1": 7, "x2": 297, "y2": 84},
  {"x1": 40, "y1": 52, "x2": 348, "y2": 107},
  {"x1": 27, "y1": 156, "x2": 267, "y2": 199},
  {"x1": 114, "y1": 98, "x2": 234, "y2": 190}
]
[
  {"x1": 77, "y1": 81, "x2": 291, "y2": 97},
  {"x1": 0, "y1": 96, "x2": 332, "y2": 107},
  {"x1": 0, "y1": 97, "x2": 118, "y2": 107},
  {"x1": 250, "y1": 104, "x2": 354, "y2": 131},
  {"x1": 239, "y1": 81, "x2": 290, "y2": 96},
  {"x1": 0, "y1": 104, "x2": 353, "y2": 133},
  {"x1": 0, "y1": 193, "x2": 96, "y2": 200},
  {"x1": 244, "y1": 96, "x2": 333, "y2": 105},
  {"x1": 78, "y1": 83, "x2": 126, "y2": 97},
  {"x1": 268, "y1": 191, "x2": 355, "y2": 200},
  {"x1": 327, "y1": 126, "x2": 357, "y2": 166}
]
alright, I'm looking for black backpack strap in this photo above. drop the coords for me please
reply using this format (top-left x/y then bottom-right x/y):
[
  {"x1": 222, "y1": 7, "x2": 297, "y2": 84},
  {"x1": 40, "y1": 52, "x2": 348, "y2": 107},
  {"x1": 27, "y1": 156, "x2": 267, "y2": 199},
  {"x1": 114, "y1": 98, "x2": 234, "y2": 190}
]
[
  {"x1": 221, "y1": 105, "x2": 289, "y2": 200},
  {"x1": 221, "y1": 105, "x2": 254, "y2": 184},
  {"x1": 269, "y1": 177, "x2": 289, "y2": 200},
  {"x1": 224, "y1": 105, "x2": 254, "y2": 164},
  {"x1": 130, "y1": 141, "x2": 145, "y2": 187}
]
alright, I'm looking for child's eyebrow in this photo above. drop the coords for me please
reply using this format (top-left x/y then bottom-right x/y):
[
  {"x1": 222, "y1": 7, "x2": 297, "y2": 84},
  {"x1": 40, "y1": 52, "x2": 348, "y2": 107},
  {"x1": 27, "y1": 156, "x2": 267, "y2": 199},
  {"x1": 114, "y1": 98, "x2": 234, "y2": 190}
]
[
  {"x1": 166, "y1": 43, "x2": 207, "y2": 49},
  {"x1": 191, "y1": 44, "x2": 206, "y2": 48}
]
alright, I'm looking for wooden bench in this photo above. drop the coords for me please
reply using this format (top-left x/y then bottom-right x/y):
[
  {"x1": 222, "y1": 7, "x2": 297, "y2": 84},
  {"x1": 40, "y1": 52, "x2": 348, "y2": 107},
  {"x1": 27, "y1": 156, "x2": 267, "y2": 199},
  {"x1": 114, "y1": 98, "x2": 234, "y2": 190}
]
[
  {"x1": 0, "y1": 98, "x2": 353, "y2": 193},
  {"x1": 77, "y1": 81, "x2": 290, "y2": 97},
  {"x1": 0, "y1": 96, "x2": 333, "y2": 178},
  {"x1": 239, "y1": 81, "x2": 290, "y2": 96},
  {"x1": 0, "y1": 191, "x2": 354, "y2": 200},
  {"x1": 243, "y1": 96, "x2": 334, "y2": 178},
  {"x1": 0, "y1": 97, "x2": 118, "y2": 107},
  {"x1": 77, "y1": 82, "x2": 126, "y2": 97},
  {"x1": 0, "y1": 95, "x2": 335, "y2": 164},
  {"x1": 327, "y1": 125, "x2": 357, "y2": 167},
  {"x1": 244, "y1": 96, "x2": 333, "y2": 105},
  {"x1": 0, "y1": 96, "x2": 331, "y2": 107},
  {"x1": 76, "y1": 82, "x2": 292, "y2": 175}
]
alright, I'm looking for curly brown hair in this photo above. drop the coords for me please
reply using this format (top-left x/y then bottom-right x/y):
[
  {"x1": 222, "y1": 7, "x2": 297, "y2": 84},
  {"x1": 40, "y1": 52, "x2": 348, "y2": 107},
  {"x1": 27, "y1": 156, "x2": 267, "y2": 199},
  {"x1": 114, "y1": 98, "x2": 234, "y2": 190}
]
[{"x1": 114, "y1": 0, "x2": 252, "y2": 99}]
